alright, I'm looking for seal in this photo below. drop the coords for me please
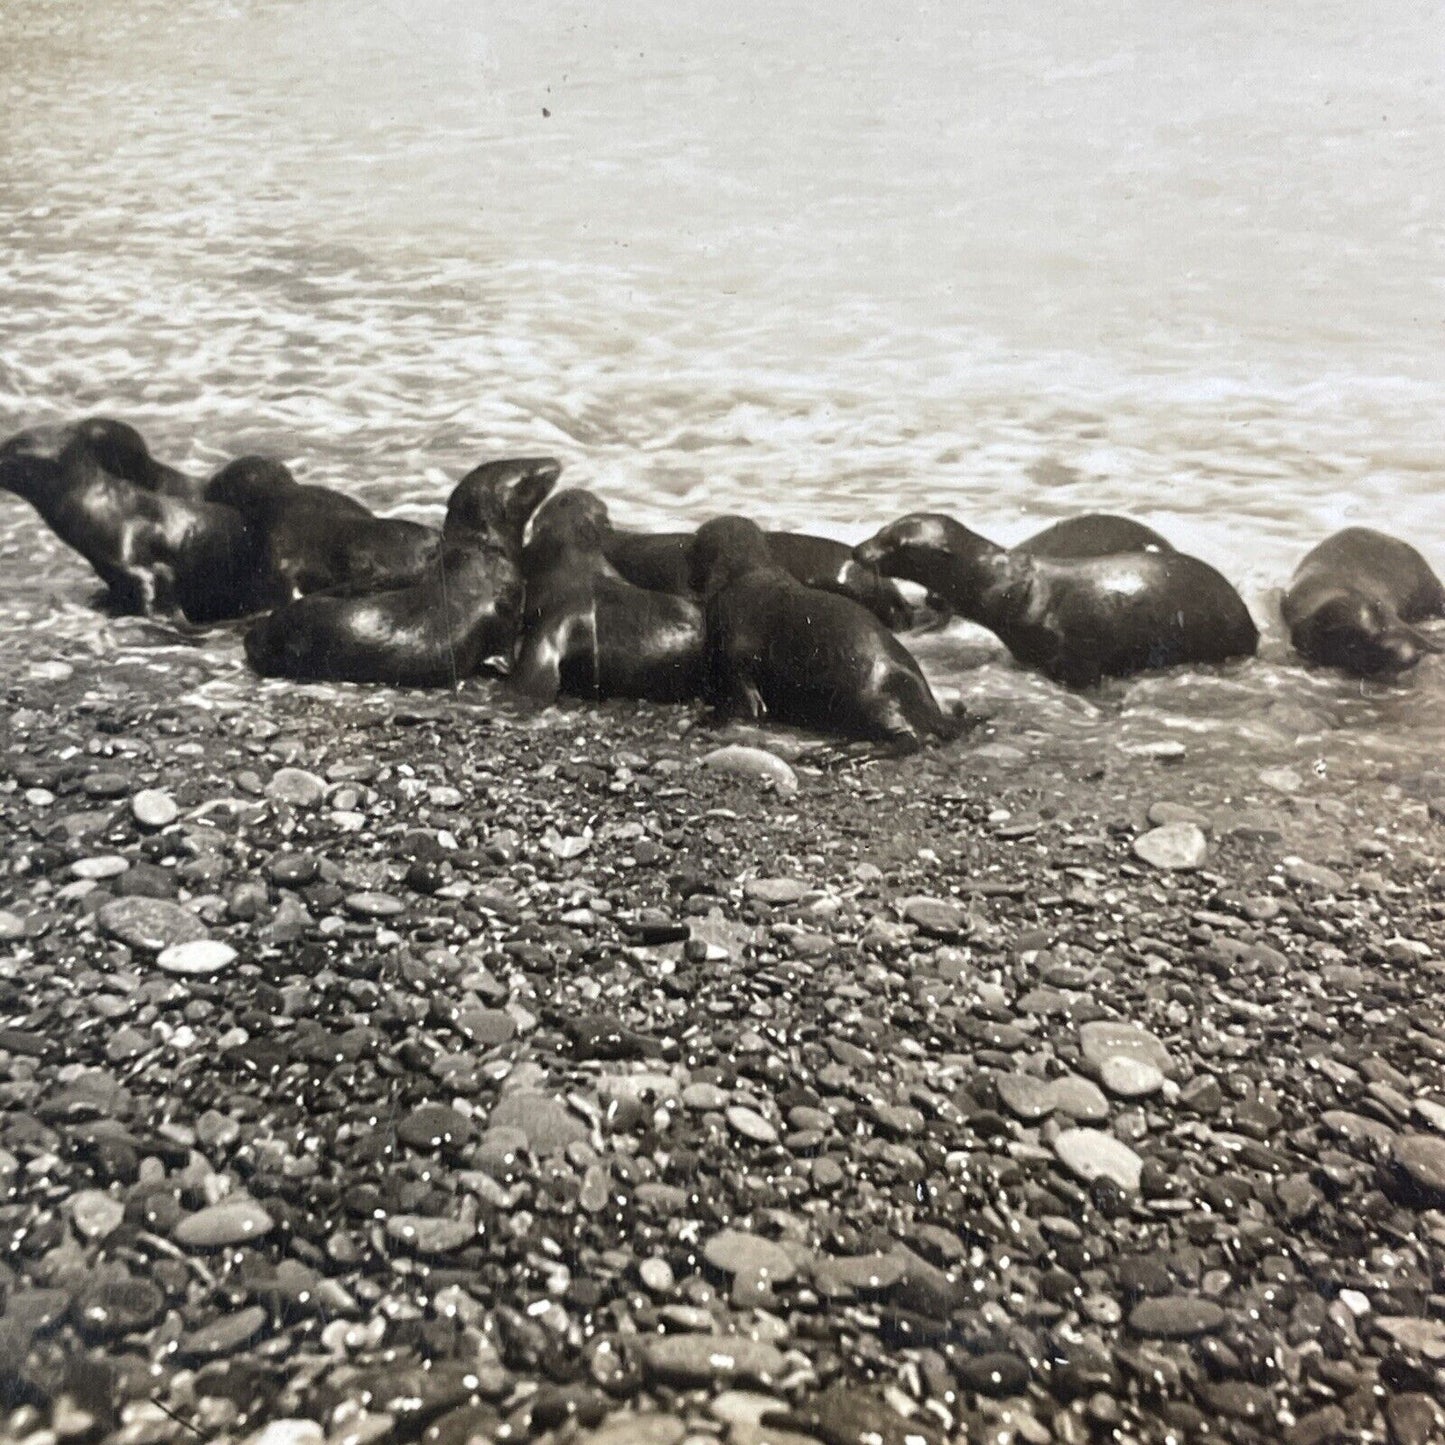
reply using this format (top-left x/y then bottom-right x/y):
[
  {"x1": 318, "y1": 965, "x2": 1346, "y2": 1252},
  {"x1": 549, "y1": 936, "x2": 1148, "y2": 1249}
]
[
  {"x1": 603, "y1": 525, "x2": 916, "y2": 629},
  {"x1": 1282, "y1": 527, "x2": 1444, "y2": 677},
  {"x1": 1015, "y1": 514, "x2": 1173, "y2": 558},
  {"x1": 854, "y1": 513, "x2": 1257, "y2": 688},
  {"x1": 689, "y1": 515, "x2": 967, "y2": 748},
  {"x1": 514, "y1": 490, "x2": 704, "y2": 705},
  {"x1": 243, "y1": 456, "x2": 560, "y2": 687},
  {"x1": 51, "y1": 417, "x2": 202, "y2": 500},
  {"x1": 205, "y1": 456, "x2": 439, "y2": 606},
  {"x1": 0, "y1": 417, "x2": 260, "y2": 621}
]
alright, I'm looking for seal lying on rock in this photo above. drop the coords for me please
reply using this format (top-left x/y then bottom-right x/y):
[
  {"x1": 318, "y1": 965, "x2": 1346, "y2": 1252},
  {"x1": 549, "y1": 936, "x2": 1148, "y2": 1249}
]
[
  {"x1": 514, "y1": 490, "x2": 704, "y2": 704},
  {"x1": 0, "y1": 417, "x2": 260, "y2": 621},
  {"x1": 690, "y1": 515, "x2": 967, "y2": 748},
  {"x1": 604, "y1": 525, "x2": 916, "y2": 629},
  {"x1": 243, "y1": 457, "x2": 559, "y2": 687},
  {"x1": 1282, "y1": 527, "x2": 1443, "y2": 677},
  {"x1": 205, "y1": 456, "x2": 439, "y2": 607},
  {"x1": 855, "y1": 513, "x2": 1257, "y2": 689}
]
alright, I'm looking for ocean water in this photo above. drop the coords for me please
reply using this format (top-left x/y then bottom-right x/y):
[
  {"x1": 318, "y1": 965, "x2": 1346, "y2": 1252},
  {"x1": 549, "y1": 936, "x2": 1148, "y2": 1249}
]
[{"x1": 0, "y1": 0, "x2": 1440, "y2": 779}]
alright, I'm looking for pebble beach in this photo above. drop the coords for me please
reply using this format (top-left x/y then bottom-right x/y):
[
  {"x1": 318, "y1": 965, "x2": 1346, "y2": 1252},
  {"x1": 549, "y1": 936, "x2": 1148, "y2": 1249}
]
[
  {"x1": 4, "y1": 0, "x2": 1445, "y2": 1441},
  {"x1": 2, "y1": 632, "x2": 1445, "y2": 1445}
]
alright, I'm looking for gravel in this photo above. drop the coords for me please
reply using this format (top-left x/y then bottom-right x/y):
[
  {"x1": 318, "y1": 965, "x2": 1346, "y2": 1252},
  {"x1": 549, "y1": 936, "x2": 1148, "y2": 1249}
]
[{"x1": 0, "y1": 662, "x2": 1443, "y2": 1444}]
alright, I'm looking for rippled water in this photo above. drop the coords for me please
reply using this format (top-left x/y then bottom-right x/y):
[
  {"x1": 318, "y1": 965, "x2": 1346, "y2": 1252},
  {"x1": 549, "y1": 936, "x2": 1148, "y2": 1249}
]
[{"x1": 1, "y1": 0, "x2": 1441, "y2": 777}]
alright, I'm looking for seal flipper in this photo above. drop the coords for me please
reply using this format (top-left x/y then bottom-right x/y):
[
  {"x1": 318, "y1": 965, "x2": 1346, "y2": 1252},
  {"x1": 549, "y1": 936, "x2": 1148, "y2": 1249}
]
[
  {"x1": 709, "y1": 673, "x2": 768, "y2": 724},
  {"x1": 512, "y1": 618, "x2": 567, "y2": 704}
]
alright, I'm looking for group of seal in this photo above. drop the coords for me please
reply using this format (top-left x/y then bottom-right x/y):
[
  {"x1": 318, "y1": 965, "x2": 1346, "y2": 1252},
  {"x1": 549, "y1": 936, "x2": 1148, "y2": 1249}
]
[{"x1": 1, "y1": 416, "x2": 1440, "y2": 748}]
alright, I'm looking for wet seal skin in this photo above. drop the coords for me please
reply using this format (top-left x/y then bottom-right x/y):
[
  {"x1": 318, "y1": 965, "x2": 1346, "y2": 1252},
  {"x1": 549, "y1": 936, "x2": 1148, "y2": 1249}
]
[
  {"x1": 855, "y1": 511, "x2": 1258, "y2": 689},
  {"x1": 243, "y1": 456, "x2": 559, "y2": 687},
  {"x1": 689, "y1": 514, "x2": 968, "y2": 750},
  {"x1": 1282, "y1": 526, "x2": 1444, "y2": 677},
  {"x1": 205, "y1": 455, "x2": 439, "y2": 607},
  {"x1": 1014, "y1": 513, "x2": 1174, "y2": 558},
  {"x1": 513, "y1": 489, "x2": 705, "y2": 705},
  {"x1": 604, "y1": 524, "x2": 916, "y2": 629},
  {"x1": 0, "y1": 417, "x2": 261, "y2": 621}
]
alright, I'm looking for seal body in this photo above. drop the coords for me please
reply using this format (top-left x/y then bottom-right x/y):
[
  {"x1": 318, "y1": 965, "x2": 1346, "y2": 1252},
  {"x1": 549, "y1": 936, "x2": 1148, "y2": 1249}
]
[
  {"x1": 1282, "y1": 527, "x2": 1444, "y2": 676},
  {"x1": 0, "y1": 418, "x2": 260, "y2": 621},
  {"x1": 514, "y1": 491, "x2": 704, "y2": 704},
  {"x1": 690, "y1": 515, "x2": 966, "y2": 746},
  {"x1": 1015, "y1": 514, "x2": 1173, "y2": 558},
  {"x1": 855, "y1": 512, "x2": 1257, "y2": 689},
  {"x1": 206, "y1": 457, "x2": 439, "y2": 606},
  {"x1": 243, "y1": 458, "x2": 560, "y2": 687},
  {"x1": 604, "y1": 526, "x2": 915, "y2": 629}
]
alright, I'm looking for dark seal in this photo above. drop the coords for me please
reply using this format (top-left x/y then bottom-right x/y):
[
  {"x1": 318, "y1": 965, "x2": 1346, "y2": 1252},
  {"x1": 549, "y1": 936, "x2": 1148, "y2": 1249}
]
[
  {"x1": 514, "y1": 490, "x2": 704, "y2": 704},
  {"x1": 0, "y1": 417, "x2": 260, "y2": 621},
  {"x1": 243, "y1": 457, "x2": 560, "y2": 687},
  {"x1": 1282, "y1": 527, "x2": 1444, "y2": 677},
  {"x1": 855, "y1": 512, "x2": 1257, "y2": 688},
  {"x1": 1015, "y1": 513, "x2": 1173, "y2": 558},
  {"x1": 604, "y1": 525, "x2": 916, "y2": 629},
  {"x1": 206, "y1": 456, "x2": 439, "y2": 606},
  {"x1": 689, "y1": 515, "x2": 967, "y2": 747}
]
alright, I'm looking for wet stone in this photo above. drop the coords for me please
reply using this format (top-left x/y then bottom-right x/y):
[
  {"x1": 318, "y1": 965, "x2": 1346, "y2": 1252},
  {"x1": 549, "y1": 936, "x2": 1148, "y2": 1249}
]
[
  {"x1": 642, "y1": 1334, "x2": 788, "y2": 1388},
  {"x1": 995, "y1": 1074, "x2": 1057, "y2": 1122},
  {"x1": 901, "y1": 896, "x2": 971, "y2": 938},
  {"x1": 700, "y1": 745, "x2": 798, "y2": 795},
  {"x1": 1375, "y1": 1316, "x2": 1445, "y2": 1361},
  {"x1": 1079, "y1": 1020, "x2": 1175, "y2": 1078},
  {"x1": 72, "y1": 1275, "x2": 166, "y2": 1341},
  {"x1": 1047, "y1": 1075, "x2": 1111, "y2": 1122},
  {"x1": 179, "y1": 1304, "x2": 268, "y2": 1359},
  {"x1": 1283, "y1": 857, "x2": 1346, "y2": 891},
  {"x1": 574, "y1": 1416, "x2": 688, "y2": 1445},
  {"x1": 96, "y1": 896, "x2": 208, "y2": 953},
  {"x1": 69, "y1": 1190, "x2": 125, "y2": 1241},
  {"x1": 702, "y1": 1230, "x2": 798, "y2": 1285},
  {"x1": 727, "y1": 1106, "x2": 779, "y2": 1144},
  {"x1": 73, "y1": 855, "x2": 130, "y2": 880},
  {"x1": 1385, "y1": 1393, "x2": 1445, "y2": 1445},
  {"x1": 1099, "y1": 1055, "x2": 1165, "y2": 1099},
  {"x1": 1133, "y1": 822, "x2": 1208, "y2": 870},
  {"x1": 1129, "y1": 1296, "x2": 1226, "y2": 1338},
  {"x1": 489, "y1": 1091, "x2": 588, "y2": 1154},
  {"x1": 1053, "y1": 1128, "x2": 1144, "y2": 1191},
  {"x1": 1322, "y1": 1109, "x2": 1396, "y2": 1152},
  {"x1": 385, "y1": 1214, "x2": 476, "y2": 1254},
  {"x1": 957, "y1": 1350, "x2": 1031, "y2": 1397},
  {"x1": 745, "y1": 877, "x2": 808, "y2": 905},
  {"x1": 777, "y1": 1388, "x2": 942, "y2": 1445},
  {"x1": 812, "y1": 1252, "x2": 907, "y2": 1298},
  {"x1": 268, "y1": 854, "x2": 320, "y2": 887},
  {"x1": 174, "y1": 1197, "x2": 275, "y2": 1248},
  {"x1": 454, "y1": 1008, "x2": 515, "y2": 1047},
  {"x1": 265, "y1": 768, "x2": 326, "y2": 808},
  {"x1": 4, "y1": 1288, "x2": 71, "y2": 1340},
  {"x1": 82, "y1": 770, "x2": 130, "y2": 798},
  {"x1": 346, "y1": 891, "x2": 405, "y2": 918},
  {"x1": 131, "y1": 789, "x2": 179, "y2": 828},
  {"x1": 157, "y1": 939, "x2": 238, "y2": 976},
  {"x1": 1391, "y1": 1133, "x2": 1445, "y2": 1206},
  {"x1": 397, "y1": 1103, "x2": 473, "y2": 1153},
  {"x1": 1194, "y1": 1379, "x2": 1271, "y2": 1421}
]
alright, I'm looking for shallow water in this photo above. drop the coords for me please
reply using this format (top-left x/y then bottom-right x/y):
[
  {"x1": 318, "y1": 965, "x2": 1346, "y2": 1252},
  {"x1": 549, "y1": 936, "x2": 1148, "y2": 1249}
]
[{"x1": 1, "y1": 0, "x2": 1441, "y2": 780}]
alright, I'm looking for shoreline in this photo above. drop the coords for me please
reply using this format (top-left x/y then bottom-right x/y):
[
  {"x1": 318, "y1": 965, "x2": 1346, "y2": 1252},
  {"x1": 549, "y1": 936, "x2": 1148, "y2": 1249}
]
[{"x1": 1, "y1": 656, "x2": 1444, "y2": 1444}]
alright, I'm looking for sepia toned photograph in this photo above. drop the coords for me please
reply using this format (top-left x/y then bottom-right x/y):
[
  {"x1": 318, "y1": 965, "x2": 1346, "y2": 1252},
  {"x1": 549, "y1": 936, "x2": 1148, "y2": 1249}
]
[{"x1": 1, "y1": 2, "x2": 1442, "y2": 1442}]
